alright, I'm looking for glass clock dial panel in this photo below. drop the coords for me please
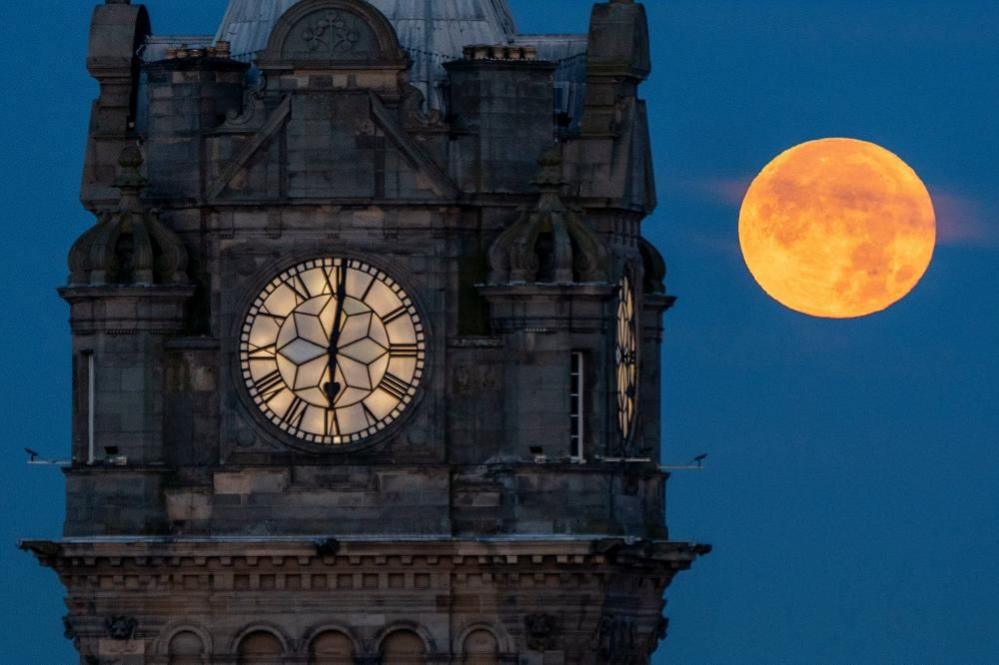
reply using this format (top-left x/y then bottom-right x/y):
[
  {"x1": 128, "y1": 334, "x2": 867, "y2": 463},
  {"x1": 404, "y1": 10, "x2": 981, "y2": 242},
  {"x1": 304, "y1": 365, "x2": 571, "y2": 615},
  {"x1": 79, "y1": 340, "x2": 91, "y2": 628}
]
[
  {"x1": 240, "y1": 258, "x2": 426, "y2": 446},
  {"x1": 616, "y1": 272, "x2": 638, "y2": 441}
]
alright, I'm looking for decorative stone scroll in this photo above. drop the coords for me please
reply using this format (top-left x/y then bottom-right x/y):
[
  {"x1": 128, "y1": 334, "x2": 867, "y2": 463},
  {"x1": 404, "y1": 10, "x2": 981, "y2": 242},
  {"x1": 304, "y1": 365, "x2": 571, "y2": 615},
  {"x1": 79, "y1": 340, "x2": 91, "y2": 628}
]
[
  {"x1": 258, "y1": 0, "x2": 408, "y2": 69},
  {"x1": 106, "y1": 615, "x2": 138, "y2": 641},
  {"x1": 284, "y1": 8, "x2": 376, "y2": 60}
]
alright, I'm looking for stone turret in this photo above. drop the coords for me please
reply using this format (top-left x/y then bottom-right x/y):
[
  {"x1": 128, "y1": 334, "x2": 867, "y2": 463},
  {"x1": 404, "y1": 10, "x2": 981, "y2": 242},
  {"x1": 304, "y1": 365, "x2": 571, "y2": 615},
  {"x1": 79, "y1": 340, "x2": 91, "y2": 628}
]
[
  {"x1": 60, "y1": 147, "x2": 194, "y2": 531},
  {"x1": 567, "y1": 0, "x2": 657, "y2": 211},
  {"x1": 69, "y1": 146, "x2": 190, "y2": 286}
]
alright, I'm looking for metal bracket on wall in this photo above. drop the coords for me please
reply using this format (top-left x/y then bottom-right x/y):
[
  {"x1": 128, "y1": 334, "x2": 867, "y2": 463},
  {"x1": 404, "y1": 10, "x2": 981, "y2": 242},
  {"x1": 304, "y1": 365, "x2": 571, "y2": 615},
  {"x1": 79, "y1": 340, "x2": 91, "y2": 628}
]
[{"x1": 24, "y1": 449, "x2": 71, "y2": 468}]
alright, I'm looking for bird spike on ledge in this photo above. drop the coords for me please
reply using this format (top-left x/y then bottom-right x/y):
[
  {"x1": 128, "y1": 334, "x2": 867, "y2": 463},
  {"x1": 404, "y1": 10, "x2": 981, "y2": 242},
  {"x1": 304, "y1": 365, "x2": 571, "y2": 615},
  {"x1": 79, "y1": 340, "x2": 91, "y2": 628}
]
[{"x1": 68, "y1": 146, "x2": 190, "y2": 287}]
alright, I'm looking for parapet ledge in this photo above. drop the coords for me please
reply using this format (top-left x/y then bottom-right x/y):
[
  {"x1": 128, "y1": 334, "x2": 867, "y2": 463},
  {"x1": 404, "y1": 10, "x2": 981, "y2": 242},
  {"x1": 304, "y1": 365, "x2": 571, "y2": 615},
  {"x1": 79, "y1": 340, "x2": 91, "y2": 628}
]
[{"x1": 21, "y1": 536, "x2": 708, "y2": 573}]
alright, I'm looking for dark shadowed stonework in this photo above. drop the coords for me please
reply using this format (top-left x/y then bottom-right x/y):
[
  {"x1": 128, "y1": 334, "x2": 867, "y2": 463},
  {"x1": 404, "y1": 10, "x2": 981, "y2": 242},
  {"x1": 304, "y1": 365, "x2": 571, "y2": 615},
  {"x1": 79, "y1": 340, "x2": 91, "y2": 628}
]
[{"x1": 22, "y1": 0, "x2": 707, "y2": 662}]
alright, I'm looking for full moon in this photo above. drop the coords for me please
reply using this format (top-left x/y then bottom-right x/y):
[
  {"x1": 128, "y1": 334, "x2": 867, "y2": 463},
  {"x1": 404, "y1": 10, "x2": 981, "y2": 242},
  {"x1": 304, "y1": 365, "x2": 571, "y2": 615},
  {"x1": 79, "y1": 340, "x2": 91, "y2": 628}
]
[{"x1": 739, "y1": 138, "x2": 936, "y2": 318}]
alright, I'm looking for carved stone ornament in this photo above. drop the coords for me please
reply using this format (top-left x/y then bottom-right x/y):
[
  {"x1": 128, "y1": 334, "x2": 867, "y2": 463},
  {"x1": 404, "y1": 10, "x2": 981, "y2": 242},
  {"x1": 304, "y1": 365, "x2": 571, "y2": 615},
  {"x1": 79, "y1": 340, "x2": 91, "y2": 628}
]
[
  {"x1": 105, "y1": 615, "x2": 138, "y2": 640},
  {"x1": 259, "y1": 0, "x2": 408, "y2": 68},
  {"x1": 488, "y1": 145, "x2": 608, "y2": 285},
  {"x1": 67, "y1": 146, "x2": 190, "y2": 287},
  {"x1": 402, "y1": 85, "x2": 446, "y2": 131},
  {"x1": 524, "y1": 613, "x2": 559, "y2": 651},
  {"x1": 298, "y1": 10, "x2": 365, "y2": 57}
]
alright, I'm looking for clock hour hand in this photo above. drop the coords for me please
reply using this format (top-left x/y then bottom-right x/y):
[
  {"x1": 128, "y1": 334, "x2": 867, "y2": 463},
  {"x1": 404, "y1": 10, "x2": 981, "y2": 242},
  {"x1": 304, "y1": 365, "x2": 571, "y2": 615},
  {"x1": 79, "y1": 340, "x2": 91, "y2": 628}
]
[{"x1": 323, "y1": 266, "x2": 348, "y2": 406}]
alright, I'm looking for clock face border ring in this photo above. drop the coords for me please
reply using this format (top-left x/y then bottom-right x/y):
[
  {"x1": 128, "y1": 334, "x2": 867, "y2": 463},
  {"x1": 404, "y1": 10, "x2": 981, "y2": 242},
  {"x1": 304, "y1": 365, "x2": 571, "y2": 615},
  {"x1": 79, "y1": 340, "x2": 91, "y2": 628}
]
[{"x1": 228, "y1": 251, "x2": 434, "y2": 456}]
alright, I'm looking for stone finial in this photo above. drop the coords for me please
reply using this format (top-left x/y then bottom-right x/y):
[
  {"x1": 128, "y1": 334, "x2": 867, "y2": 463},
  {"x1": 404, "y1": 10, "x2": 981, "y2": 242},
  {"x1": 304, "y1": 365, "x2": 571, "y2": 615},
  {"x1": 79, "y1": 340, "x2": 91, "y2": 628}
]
[
  {"x1": 488, "y1": 145, "x2": 608, "y2": 285},
  {"x1": 68, "y1": 147, "x2": 190, "y2": 287}
]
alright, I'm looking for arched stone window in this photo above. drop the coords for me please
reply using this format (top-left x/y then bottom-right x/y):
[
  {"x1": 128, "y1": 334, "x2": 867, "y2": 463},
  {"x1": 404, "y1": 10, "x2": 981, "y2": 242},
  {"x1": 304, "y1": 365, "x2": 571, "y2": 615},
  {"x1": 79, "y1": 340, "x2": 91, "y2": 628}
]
[
  {"x1": 381, "y1": 630, "x2": 427, "y2": 664},
  {"x1": 309, "y1": 631, "x2": 355, "y2": 664},
  {"x1": 238, "y1": 631, "x2": 284, "y2": 664},
  {"x1": 168, "y1": 631, "x2": 205, "y2": 665},
  {"x1": 462, "y1": 629, "x2": 500, "y2": 665}
]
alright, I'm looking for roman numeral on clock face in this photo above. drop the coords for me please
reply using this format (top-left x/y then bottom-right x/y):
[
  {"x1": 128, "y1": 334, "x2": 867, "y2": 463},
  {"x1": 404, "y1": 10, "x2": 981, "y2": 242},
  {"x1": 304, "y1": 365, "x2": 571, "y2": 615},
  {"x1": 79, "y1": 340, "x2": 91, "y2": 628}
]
[
  {"x1": 324, "y1": 265, "x2": 346, "y2": 296},
  {"x1": 382, "y1": 306, "x2": 408, "y2": 324},
  {"x1": 254, "y1": 370, "x2": 286, "y2": 403},
  {"x1": 379, "y1": 373, "x2": 412, "y2": 401},
  {"x1": 258, "y1": 309, "x2": 286, "y2": 326},
  {"x1": 281, "y1": 396, "x2": 309, "y2": 429},
  {"x1": 325, "y1": 408, "x2": 339, "y2": 437},
  {"x1": 362, "y1": 402, "x2": 379, "y2": 427},
  {"x1": 390, "y1": 344, "x2": 420, "y2": 358},
  {"x1": 248, "y1": 344, "x2": 277, "y2": 360},
  {"x1": 289, "y1": 274, "x2": 312, "y2": 302}
]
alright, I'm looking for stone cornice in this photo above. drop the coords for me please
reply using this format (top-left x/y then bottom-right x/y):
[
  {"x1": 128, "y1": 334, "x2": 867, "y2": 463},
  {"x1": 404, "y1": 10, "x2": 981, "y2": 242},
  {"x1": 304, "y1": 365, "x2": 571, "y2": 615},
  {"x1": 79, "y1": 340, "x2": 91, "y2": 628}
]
[
  {"x1": 21, "y1": 537, "x2": 707, "y2": 573},
  {"x1": 21, "y1": 537, "x2": 707, "y2": 605}
]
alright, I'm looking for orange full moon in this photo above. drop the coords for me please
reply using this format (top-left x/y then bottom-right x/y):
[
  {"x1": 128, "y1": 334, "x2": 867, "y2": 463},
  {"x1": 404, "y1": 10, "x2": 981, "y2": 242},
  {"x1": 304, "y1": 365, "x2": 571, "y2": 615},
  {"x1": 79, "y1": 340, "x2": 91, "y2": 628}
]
[{"x1": 738, "y1": 138, "x2": 936, "y2": 318}]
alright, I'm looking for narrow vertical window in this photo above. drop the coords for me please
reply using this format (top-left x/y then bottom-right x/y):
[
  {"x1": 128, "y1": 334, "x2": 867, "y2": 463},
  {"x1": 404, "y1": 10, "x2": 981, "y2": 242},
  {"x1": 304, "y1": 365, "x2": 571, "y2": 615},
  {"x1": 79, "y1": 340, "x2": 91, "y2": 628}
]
[
  {"x1": 81, "y1": 351, "x2": 96, "y2": 465},
  {"x1": 570, "y1": 352, "x2": 585, "y2": 461}
]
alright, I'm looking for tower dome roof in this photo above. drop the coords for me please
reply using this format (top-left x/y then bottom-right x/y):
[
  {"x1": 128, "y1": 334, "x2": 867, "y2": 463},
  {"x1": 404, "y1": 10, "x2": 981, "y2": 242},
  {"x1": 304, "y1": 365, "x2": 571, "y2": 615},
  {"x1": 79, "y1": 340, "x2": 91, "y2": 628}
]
[{"x1": 215, "y1": 0, "x2": 517, "y2": 107}]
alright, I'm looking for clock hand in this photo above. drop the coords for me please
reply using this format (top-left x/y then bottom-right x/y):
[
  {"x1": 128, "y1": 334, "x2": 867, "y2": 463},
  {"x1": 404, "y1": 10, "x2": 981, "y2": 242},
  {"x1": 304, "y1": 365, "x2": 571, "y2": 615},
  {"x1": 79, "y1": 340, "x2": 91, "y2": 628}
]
[{"x1": 323, "y1": 265, "x2": 349, "y2": 406}]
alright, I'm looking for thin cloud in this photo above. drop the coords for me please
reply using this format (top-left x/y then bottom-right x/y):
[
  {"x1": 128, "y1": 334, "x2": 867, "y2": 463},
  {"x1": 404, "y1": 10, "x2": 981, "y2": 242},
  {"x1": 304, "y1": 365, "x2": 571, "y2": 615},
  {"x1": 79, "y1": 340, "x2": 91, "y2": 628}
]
[
  {"x1": 671, "y1": 176, "x2": 998, "y2": 250},
  {"x1": 931, "y1": 191, "x2": 999, "y2": 249},
  {"x1": 663, "y1": 175, "x2": 750, "y2": 257},
  {"x1": 675, "y1": 176, "x2": 752, "y2": 209}
]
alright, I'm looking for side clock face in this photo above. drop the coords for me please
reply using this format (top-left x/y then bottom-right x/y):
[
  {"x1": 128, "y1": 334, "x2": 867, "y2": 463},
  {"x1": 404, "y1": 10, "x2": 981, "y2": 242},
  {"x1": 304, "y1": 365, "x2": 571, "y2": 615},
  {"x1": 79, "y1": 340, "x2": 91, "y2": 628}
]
[
  {"x1": 240, "y1": 258, "x2": 426, "y2": 446},
  {"x1": 616, "y1": 272, "x2": 638, "y2": 441}
]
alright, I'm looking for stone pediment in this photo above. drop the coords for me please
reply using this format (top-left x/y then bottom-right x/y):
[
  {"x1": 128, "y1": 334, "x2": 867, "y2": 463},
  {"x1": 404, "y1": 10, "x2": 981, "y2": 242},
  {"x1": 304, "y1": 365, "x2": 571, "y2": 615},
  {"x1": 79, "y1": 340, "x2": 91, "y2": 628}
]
[
  {"x1": 207, "y1": 91, "x2": 457, "y2": 203},
  {"x1": 257, "y1": 0, "x2": 408, "y2": 70}
]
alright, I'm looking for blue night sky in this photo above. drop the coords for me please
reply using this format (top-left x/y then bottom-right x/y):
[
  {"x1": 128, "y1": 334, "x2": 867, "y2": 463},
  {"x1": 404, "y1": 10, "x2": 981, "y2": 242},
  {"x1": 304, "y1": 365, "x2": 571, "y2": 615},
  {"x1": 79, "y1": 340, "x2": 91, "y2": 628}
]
[{"x1": 1, "y1": 1, "x2": 997, "y2": 663}]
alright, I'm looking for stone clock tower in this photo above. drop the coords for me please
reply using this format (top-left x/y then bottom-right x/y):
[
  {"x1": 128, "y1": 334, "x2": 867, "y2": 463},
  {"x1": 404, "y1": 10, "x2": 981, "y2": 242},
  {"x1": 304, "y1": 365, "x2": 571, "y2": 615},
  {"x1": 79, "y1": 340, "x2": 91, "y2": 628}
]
[{"x1": 22, "y1": 0, "x2": 707, "y2": 662}]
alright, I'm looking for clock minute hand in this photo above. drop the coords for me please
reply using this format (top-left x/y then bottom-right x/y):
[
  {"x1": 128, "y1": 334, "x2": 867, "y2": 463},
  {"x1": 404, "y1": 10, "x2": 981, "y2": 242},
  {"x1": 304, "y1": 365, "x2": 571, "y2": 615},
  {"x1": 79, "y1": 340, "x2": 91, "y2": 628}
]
[{"x1": 323, "y1": 267, "x2": 348, "y2": 405}]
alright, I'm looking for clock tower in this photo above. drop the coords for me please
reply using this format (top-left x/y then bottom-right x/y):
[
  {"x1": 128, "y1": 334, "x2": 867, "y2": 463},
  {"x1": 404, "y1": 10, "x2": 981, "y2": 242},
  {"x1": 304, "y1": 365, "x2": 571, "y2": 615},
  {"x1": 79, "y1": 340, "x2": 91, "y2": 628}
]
[{"x1": 22, "y1": 0, "x2": 708, "y2": 663}]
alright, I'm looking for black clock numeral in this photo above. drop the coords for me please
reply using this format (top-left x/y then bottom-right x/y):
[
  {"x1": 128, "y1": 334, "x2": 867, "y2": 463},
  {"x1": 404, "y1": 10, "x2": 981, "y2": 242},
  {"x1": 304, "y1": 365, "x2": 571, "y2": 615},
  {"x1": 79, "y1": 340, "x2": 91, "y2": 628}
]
[
  {"x1": 322, "y1": 266, "x2": 336, "y2": 296},
  {"x1": 248, "y1": 344, "x2": 277, "y2": 360},
  {"x1": 359, "y1": 274, "x2": 376, "y2": 301},
  {"x1": 361, "y1": 402, "x2": 378, "y2": 427},
  {"x1": 255, "y1": 370, "x2": 286, "y2": 402},
  {"x1": 389, "y1": 344, "x2": 420, "y2": 358},
  {"x1": 324, "y1": 265, "x2": 347, "y2": 296},
  {"x1": 326, "y1": 408, "x2": 343, "y2": 437},
  {"x1": 258, "y1": 308, "x2": 287, "y2": 326},
  {"x1": 379, "y1": 373, "x2": 411, "y2": 401},
  {"x1": 281, "y1": 396, "x2": 309, "y2": 429},
  {"x1": 289, "y1": 275, "x2": 312, "y2": 303},
  {"x1": 382, "y1": 306, "x2": 408, "y2": 324}
]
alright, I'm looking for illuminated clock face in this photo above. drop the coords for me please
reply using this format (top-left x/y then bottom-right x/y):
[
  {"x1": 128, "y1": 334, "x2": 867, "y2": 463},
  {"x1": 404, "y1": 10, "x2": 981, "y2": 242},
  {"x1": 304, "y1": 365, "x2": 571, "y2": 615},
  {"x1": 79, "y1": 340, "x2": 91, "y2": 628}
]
[
  {"x1": 240, "y1": 258, "x2": 426, "y2": 446},
  {"x1": 616, "y1": 273, "x2": 638, "y2": 441}
]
